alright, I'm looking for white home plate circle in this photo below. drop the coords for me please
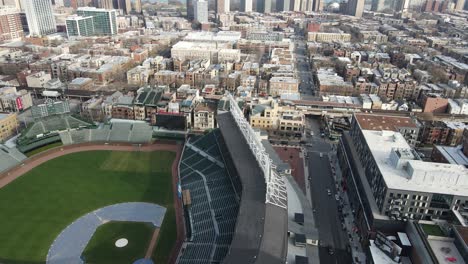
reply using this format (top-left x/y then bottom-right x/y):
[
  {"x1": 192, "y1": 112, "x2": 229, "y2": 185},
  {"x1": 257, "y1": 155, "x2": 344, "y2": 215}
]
[{"x1": 115, "y1": 238, "x2": 128, "y2": 248}]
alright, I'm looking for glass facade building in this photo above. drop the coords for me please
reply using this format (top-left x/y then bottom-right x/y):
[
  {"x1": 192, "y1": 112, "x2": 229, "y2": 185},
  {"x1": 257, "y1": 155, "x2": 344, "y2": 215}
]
[
  {"x1": 76, "y1": 7, "x2": 117, "y2": 36},
  {"x1": 65, "y1": 16, "x2": 94, "y2": 37}
]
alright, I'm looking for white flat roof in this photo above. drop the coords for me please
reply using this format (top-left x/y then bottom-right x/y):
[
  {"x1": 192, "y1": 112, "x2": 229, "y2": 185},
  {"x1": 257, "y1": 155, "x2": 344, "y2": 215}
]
[
  {"x1": 362, "y1": 130, "x2": 468, "y2": 196},
  {"x1": 427, "y1": 238, "x2": 466, "y2": 264},
  {"x1": 369, "y1": 240, "x2": 398, "y2": 264}
]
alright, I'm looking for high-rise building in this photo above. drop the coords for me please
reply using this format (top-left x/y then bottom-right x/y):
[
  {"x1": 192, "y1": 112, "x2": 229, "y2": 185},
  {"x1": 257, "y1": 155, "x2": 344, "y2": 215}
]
[
  {"x1": 76, "y1": 7, "x2": 117, "y2": 35},
  {"x1": 371, "y1": 0, "x2": 384, "y2": 11},
  {"x1": 187, "y1": 0, "x2": 194, "y2": 20},
  {"x1": 22, "y1": 0, "x2": 56, "y2": 37},
  {"x1": 117, "y1": 0, "x2": 131, "y2": 13},
  {"x1": 216, "y1": 0, "x2": 229, "y2": 13},
  {"x1": 241, "y1": 0, "x2": 252, "y2": 11},
  {"x1": 0, "y1": 6, "x2": 24, "y2": 41},
  {"x1": 312, "y1": 0, "x2": 321, "y2": 11},
  {"x1": 130, "y1": 0, "x2": 141, "y2": 13},
  {"x1": 347, "y1": 0, "x2": 364, "y2": 17},
  {"x1": 65, "y1": 15, "x2": 94, "y2": 37},
  {"x1": 194, "y1": 0, "x2": 208, "y2": 23},
  {"x1": 300, "y1": 0, "x2": 308, "y2": 11},
  {"x1": 396, "y1": 0, "x2": 410, "y2": 12},
  {"x1": 455, "y1": 0, "x2": 466, "y2": 10},
  {"x1": 94, "y1": 0, "x2": 113, "y2": 9},
  {"x1": 264, "y1": 0, "x2": 272, "y2": 12},
  {"x1": 276, "y1": 0, "x2": 290, "y2": 10},
  {"x1": 292, "y1": 0, "x2": 301, "y2": 11}
]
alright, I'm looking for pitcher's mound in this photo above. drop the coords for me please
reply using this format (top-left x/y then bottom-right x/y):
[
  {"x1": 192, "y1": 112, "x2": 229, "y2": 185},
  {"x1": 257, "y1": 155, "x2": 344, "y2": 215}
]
[{"x1": 115, "y1": 238, "x2": 128, "y2": 248}]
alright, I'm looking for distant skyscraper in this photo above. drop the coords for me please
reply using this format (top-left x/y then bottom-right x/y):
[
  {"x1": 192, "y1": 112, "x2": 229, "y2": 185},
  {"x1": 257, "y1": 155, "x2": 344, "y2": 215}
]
[
  {"x1": 276, "y1": 0, "x2": 289, "y2": 11},
  {"x1": 65, "y1": 15, "x2": 94, "y2": 37},
  {"x1": 396, "y1": 0, "x2": 409, "y2": 12},
  {"x1": 241, "y1": 0, "x2": 252, "y2": 11},
  {"x1": 130, "y1": 0, "x2": 141, "y2": 13},
  {"x1": 0, "y1": 6, "x2": 24, "y2": 41},
  {"x1": 187, "y1": 0, "x2": 194, "y2": 19},
  {"x1": 371, "y1": 0, "x2": 384, "y2": 11},
  {"x1": 455, "y1": 0, "x2": 465, "y2": 10},
  {"x1": 117, "y1": 0, "x2": 131, "y2": 13},
  {"x1": 292, "y1": 0, "x2": 301, "y2": 11},
  {"x1": 194, "y1": 0, "x2": 208, "y2": 23},
  {"x1": 264, "y1": 0, "x2": 272, "y2": 12},
  {"x1": 217, "y1": 0, "x2": 229, "y2": 13},
  {"x1": 312, "y1": 0, "x2": 321, "y2": 11},
  {"x1": 347, "y1": 0, "x2": 364, "y2": 17},
  {"x1": 22, "y1": 0, "x2": 56, "y2": 37},
  {"x1": 76, "y1": 7, "x2": 116, "y2": 35},
  {"x1": 94, "y1": 0, "x2": 113, "y2": 9}
]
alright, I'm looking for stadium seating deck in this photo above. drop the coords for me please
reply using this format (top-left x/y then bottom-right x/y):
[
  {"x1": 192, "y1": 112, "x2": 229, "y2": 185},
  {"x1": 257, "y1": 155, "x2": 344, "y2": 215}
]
[
  {"x1": 0, "y1": 145, "x2": 26, "y2": 173},
  {"x1": 24, "y1": 115, "x2": 91, "y2": 139},
  {"x1": 58, "y1": 122, "x2": 152, "y2": 145},
  {"x1": 179, "y1": 130, "x2": 239, "y2": 264}
]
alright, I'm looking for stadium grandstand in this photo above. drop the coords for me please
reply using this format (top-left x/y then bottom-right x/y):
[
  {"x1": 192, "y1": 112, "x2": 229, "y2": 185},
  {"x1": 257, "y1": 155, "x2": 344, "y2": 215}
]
[
  {"x1": 0, "y1": 144, "x2": 26, "y2": 173},
  {"x1": 178, "y1": 95, "x2": 288, "y2": 264},
  {"x1": 16, "y1": 114, "x2": 92, "y2": 152},
  {"x1": 179, "y1": 129, "x2": 240, "y2": 263},
  {"x1": 59, "y1": 121, "x2": 153, "y2": 145},
  {"x1": 21, "y1": 115, "x2": 91, "y2": 140}
]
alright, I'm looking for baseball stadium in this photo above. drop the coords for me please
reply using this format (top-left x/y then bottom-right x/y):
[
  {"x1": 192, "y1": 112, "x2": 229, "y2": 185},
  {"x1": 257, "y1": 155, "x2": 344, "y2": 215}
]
[{"x1": 0, "y1": 95, "x2": 289, "y2": 264}]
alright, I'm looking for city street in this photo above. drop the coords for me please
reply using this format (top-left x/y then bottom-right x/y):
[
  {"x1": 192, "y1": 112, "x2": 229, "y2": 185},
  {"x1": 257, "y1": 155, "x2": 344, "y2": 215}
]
[
  {"x1": 293, "y1": 34, "x2": 316, "y2": 99},
  {"x1": 305, "y1": 117, "x2": 352, "y2": 264}
]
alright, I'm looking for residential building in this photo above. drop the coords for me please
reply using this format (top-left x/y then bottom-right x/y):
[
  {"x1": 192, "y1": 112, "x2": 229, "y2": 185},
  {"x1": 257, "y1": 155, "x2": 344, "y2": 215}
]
[
  {"x1": 269, "y1": 77, "x2": 299, "y2": 97},
  {"x1": 193, "y1": 103, "x2": 216, "y2": 131},
  {"x1": 26, "y1": 71, "x2": 51, "y2": 88},
  {"x1": 171, "y1": 41, "x2": 240, "y2": 63},
  {"x1": 0, "y1": 6, "x2": 24, "y2": 41},
  {"x1": 250, "y1": 99, "x2": 304, "y2": 140},
  {"x1": 65, "y1": 15, "x2": 95, "y2": 37},
  {"x1": 76, "y1": 7, "x2": 117, "y2": 35},
  {"x1": 247, "y1": 31, "x2": 283, "y2": 41},
  {"x1": 68, "y1": 77, "x2": 94, "y2": 90},
  {"x1": 194, "y1": 0, "x2": 208, "y2": 23},
  {"x1": 422, "y1": 94, "x2": 448, "y2": 113},
  {"x1": 307, "y1": 32, "x2": 351, "y2": 42},
  {"x1": 0, "y1": 87, "x2": 32, "y2": 112},
  {"x1": 316, "y1": 68, "x2": 354, "y2": 96},
  {"x1": 22, "y1": 0, "x2": 56, "y2": 37},
  {"x1": 0, "y1": 0, "x2": 21, "y2": 10},
  {"x1": 127, "y1": 66, "x2": 152, "y2": 86},
  {"x1": 0, "y1": 112, "x2": 17, "y2": 142},
  {"x1": 354, "y1": 113, "x2": 420, "y2": 147},
  {"x1": 337, "y1": 114, "x2": 468, "y2": 243},
  {"x1": 111, "y1": 94, "x2": 134, "y2": 119}
]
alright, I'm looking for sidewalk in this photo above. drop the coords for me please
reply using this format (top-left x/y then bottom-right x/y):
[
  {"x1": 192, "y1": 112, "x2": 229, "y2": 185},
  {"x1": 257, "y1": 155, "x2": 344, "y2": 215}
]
[{"x1": 328, "y1": 150, "x2": 367, "y2": 264}]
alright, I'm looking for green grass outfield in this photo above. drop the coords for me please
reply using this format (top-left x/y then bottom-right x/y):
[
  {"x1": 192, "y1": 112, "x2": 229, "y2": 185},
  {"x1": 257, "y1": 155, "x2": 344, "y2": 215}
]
[
  {"x1": 0, "y1": 150, "x2": 176, "y2": 264},
  {"x1": 82, "y1": 222, "x2": 154, "y2": 264}
]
